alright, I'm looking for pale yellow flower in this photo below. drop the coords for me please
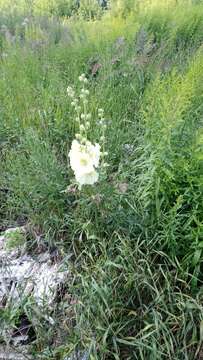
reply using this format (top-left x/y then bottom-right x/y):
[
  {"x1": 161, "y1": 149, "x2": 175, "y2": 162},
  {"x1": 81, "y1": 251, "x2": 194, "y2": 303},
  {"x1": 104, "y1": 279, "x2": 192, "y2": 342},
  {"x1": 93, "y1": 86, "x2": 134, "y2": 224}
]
[{"x1": 68, "y1": 140, "x2": 101, "y2": 187}]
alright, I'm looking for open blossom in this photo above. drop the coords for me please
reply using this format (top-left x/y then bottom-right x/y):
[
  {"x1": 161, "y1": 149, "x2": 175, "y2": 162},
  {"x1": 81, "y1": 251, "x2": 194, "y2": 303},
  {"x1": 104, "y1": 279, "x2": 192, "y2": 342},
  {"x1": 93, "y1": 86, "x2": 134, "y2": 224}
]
[{"x1": 68, "y1": 140, "x2": 101, "y2": 187}]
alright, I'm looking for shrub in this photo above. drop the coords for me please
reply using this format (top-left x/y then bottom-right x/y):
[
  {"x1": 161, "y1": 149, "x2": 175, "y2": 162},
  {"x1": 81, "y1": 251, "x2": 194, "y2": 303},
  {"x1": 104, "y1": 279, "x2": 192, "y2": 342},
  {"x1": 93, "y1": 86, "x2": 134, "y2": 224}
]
[{"x1": 140, "y1": 52, "x2": 203, "y2": 268}]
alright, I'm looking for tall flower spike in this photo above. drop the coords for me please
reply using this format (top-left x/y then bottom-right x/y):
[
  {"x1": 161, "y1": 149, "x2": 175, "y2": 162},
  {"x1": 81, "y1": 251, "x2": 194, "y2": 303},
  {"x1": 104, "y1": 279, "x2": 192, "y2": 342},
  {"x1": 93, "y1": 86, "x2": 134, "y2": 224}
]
[{"x1": 67, "y1": 74, "x2": 108, "y2": 188}]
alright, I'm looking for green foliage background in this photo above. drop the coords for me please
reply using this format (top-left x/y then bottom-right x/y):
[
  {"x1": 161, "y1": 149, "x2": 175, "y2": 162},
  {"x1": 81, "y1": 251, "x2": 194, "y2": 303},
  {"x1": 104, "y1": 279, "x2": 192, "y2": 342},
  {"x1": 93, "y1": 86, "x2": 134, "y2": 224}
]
[{"x1": 0, "y1": 0, "x2": 203, "y2": 359}]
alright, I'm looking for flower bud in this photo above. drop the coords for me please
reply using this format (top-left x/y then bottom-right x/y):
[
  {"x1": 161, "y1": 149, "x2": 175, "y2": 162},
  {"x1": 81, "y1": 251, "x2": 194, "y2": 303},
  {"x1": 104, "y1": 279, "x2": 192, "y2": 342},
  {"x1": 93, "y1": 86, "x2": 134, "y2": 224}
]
[
  {"x1": 79, "y1": 73, "x2": 87, "y2": 83},
  {"x1": 80, "y1": 124, "x2": 85, "y2": 132},
  {"x1": 79, "y1": 75, "x2": 84, "y2": 82},
  {"x1": 81, "y1": 137, "x2": 87, "y2": 144},
  {"x1": 98, "y1": 108, "x2": 104, "y2": 116},
  {"x1": 67, "y1": 86, "x2": 75, "y2": 98}
]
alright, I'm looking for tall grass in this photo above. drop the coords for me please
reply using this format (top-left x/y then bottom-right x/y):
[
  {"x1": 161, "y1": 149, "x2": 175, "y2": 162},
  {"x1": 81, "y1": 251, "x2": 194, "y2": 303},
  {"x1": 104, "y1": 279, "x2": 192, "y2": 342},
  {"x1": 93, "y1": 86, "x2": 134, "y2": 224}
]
[{"x1": 0, "y1": 0, "x2": 203, "y2": 358}]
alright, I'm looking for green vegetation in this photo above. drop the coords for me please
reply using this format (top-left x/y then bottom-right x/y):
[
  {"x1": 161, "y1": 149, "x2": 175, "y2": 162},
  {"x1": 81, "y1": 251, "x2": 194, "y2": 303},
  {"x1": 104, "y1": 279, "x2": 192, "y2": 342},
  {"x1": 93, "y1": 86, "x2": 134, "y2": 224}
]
[
  {"x1": 0, "y1": 0, "x2": 203, "y2": 358},
  {"x1": 4, "y1": 228, "x2": 26, "y2": 250}
]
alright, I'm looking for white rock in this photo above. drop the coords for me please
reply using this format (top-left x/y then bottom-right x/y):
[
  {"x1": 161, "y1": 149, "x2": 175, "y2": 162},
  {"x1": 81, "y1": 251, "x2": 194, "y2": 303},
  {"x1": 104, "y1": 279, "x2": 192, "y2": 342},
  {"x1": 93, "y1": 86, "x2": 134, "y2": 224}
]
[
  {"x1": 0, "y1": 346, "x2": 31, "y2": 360},
  {"x1": 0, "y1": 255, "x2": 67, "y2": 307},
  {"x1": 0, "y1": 227, "x2": 68, "y2": 307}
]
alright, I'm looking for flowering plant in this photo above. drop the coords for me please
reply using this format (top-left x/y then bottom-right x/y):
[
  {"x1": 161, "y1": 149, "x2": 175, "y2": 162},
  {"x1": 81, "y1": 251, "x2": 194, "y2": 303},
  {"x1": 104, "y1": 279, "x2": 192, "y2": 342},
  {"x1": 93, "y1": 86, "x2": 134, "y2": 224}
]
[{"x1": 67, "y1": 74, "x2": 108, "y2": 189}]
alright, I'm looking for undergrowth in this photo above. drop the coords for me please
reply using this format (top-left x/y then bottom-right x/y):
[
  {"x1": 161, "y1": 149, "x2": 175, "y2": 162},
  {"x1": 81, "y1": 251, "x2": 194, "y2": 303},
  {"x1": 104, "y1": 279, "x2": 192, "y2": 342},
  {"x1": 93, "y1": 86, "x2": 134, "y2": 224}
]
[{"x1": 0, "y1": 0, "x2": 203, "y2": 359}]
